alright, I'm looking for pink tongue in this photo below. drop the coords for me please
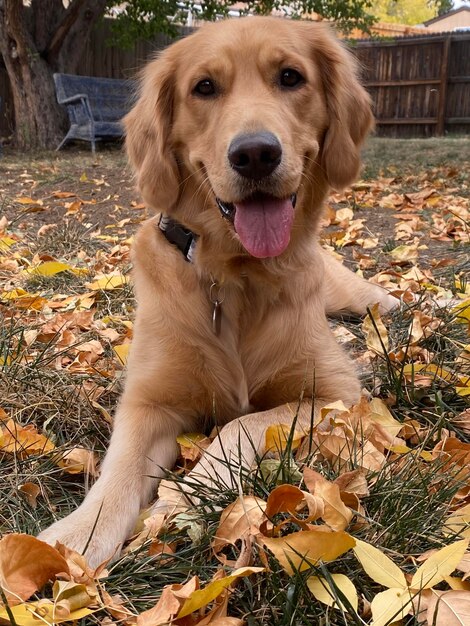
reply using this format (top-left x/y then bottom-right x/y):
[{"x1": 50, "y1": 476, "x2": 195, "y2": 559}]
[{"x1": 233, "y1": 197, "x2": 295, "y2": 258}]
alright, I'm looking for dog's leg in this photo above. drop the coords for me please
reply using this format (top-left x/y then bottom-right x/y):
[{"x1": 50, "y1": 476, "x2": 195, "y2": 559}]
[
  {"x1": 320, "y1": 248, "x2": 399, "y2": 316},
  {"x1": 151, "y1": 398, "x2": 340, "y2": 512},
  {"x1": 39, "y1": 400, "x2": 195, "y2": 567}
]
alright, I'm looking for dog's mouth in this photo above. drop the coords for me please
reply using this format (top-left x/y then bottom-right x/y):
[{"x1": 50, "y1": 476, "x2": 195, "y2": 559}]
[{"x1": 216, "y1": 192, "x2": 297, "y2": 259}]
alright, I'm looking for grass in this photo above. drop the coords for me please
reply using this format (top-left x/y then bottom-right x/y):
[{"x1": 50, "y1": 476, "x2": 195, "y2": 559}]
[{"x1": 0, "y1": 137, "x2": 469, "y2": 625}]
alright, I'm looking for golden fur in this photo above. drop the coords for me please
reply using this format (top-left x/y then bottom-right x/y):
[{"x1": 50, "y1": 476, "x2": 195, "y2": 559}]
[{"x1": 40, "y1": 17, "x2": 397, "y2": 565}]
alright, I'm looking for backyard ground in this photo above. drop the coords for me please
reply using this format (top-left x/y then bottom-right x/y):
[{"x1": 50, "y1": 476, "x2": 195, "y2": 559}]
[{"x1": 0, "y1": 136, "x2": 469, "y2": 626}]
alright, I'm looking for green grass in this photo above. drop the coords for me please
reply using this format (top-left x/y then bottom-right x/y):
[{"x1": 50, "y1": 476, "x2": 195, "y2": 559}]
[{"x1": 0, "y1": 139, "x2": 469, "y2": 625}]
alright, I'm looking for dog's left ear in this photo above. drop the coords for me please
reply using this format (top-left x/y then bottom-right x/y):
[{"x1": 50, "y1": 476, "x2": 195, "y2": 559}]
[
  {"x1": 124, "y1": 53, "x2": 180, "y2": 211},
  {"x1": 314, "y1": 27, "x2": 374, "y2": 190}
]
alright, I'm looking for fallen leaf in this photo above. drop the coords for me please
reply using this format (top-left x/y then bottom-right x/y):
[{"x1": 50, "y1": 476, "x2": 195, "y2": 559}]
[
  {"x1": 86, "y1": 273, "x2": 130, "y2": 291},
  {"x1": 0, "y1": 601, "x2": 95, "y2": 625},
  {"x1": 0, "y1": 534, "x2": 69, "y2": 605},
  {"x1": 370, "y1": 587, "x2": 413, "y2": 626},
  {"x1": 303, "y1": 468, "x2": 353, "y2": 531},
  {"x1": 177, "y1": 567, "x2": 264, "y2": 618},
  {"x1": 411, "y1": 540, "x2": 469, "y2": 590},
  {"x1": 265, "y1": 423, "x2": 303, "y2": 454},
  {"x1": 18, "y1": 483, "x2": 41, "y2": 508},
  {"x1": 260, "y1": 528, "x2": 355, "y2": 575},
  {"x1": 362, "y1": 303, "x2": 389, "y2": 354},
  {"x1": 307, "y1": 573, "x2": 358, "y2": 613},
  {"x1": 57, "y1": 447, "x2": 99, "y2": 477},
  {"x1": 353, "y1": 539, "x2": 407, "y2": 589},
  {"x1": 425, "y1": 590, "x2": 470, "y2": 625},
  {"x1": 213, "y1": 496, "x2": 266, "y2": 558}
]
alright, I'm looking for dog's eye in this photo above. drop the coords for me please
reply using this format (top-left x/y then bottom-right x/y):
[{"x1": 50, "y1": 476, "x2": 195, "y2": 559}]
[
  {"x1": 193, "y1": 79, "x2": 217, "y2": 97},
  {"x1": 280, "y1": 68, "x2": 305, "y2": 89}
]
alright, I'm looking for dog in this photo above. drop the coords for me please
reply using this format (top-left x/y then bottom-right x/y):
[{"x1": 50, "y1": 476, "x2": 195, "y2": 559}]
[{"x1": 39, "y1": 16, "x2": 397, "y2": 566}]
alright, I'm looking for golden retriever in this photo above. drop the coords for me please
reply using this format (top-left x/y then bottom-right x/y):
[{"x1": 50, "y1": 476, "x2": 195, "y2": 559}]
[{"x1": 40, "y1": 16, "x2": 397, "y2": 566}]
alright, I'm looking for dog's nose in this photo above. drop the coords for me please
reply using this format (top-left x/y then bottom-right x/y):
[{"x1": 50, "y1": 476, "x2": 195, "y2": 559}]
[{"x1": 228, "y1": 132, "x2": 282, "y2": 180}]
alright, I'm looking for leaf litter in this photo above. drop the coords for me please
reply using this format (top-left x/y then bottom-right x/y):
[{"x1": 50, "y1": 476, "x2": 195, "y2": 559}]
[{"x1": 0, "y1": 144, "x2": 469, "y2": 624}]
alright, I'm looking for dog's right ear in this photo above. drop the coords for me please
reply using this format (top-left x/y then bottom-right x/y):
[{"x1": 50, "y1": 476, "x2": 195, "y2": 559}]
[{"x1": 125, "y1": 54, "x2": 180, "y2": 211}]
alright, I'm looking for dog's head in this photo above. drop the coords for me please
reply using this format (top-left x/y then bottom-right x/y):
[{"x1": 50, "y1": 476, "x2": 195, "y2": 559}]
[{"x1": 125, "y1": 17, "x2": 373, "y2": 260}]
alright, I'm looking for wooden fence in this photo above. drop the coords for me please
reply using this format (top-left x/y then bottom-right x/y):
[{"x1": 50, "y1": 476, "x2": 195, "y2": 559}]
[
  {"x1": 0, "y1": 24, "x2": 469, "y2": 139},
  {"x1": 352, "y1": 33, "x2": 470, "y2": 137}
]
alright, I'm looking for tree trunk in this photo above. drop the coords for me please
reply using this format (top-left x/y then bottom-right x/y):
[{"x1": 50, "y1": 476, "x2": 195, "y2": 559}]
[{"x1": 0, "y1": 0, "x2": 107, "y2": 150}]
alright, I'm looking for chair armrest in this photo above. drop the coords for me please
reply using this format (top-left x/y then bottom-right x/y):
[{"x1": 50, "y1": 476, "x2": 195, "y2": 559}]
[{"x1": 58, "y1": 93, "x2": 95, "y2": 129}]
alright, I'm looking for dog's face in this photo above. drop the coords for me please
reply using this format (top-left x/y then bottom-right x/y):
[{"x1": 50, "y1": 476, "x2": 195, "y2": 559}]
[{"x1": 126, "y1": 17, "x2": 373, "y2": 260}]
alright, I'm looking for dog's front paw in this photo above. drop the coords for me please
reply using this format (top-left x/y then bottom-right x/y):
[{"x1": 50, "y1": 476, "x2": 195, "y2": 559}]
[
  {"x1": 377, "y1": 291, "x2": 401, "y2": 314},
  {"x1": 39, "y1": 509, "x2": 124, "y2": 567}
]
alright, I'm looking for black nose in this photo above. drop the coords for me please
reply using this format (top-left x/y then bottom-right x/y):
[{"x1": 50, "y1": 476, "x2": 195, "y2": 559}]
[{"x1": 228, "y1": 132, "x2": 282, "y2": 180}]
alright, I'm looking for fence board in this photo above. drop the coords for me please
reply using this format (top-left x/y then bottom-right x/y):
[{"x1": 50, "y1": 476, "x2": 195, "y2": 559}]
[
  {"x1": 0, "y1": 23, "x2": 469, "y2": 139},
  {"x1": 352, "y1": 32, "x2": 470, "y2": 137}
]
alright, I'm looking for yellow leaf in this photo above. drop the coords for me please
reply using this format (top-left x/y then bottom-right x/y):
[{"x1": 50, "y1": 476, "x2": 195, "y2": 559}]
[
  {"x1": 370, "y1": 587, "x2": 413, "y2": 626},
  {"x1": 0, "y1": 289, "x2": 47, "y2": 311},
  {"x1": 369, "y1": 398, "x2": 403, "y2": 437},
  {"x1": 260, "y1": 529, "x2": 355, "y2": 575},
  {"x1": 0, "y1": 534, "x2": 69, "y2": 605},
  {"x1": 389, "y1": 243, "x2": 418, "y2": 263},
  {"x1": 307, "y1": 573, "x2": 358, "y2": 613},
  {"x1": 362, "y1": 303, "x2": 389, "y2": 354},
  {"x1": 453, "y1": 299, "x2": 470, "y2": 323},
  {"x1": 53, "y1": 580, "x2": 96, "y2": 611},
  {"x1": 15, "y1": 196, "x2": 43, "y2": 206},
  {"x1": 177, "y1": 567, "x2": 264, "y2": 618},
  {"x1": 176, "y1": 432, "x2": 210, "y2": 448},
  {"x1": 411, "y1": 540, "x2": 469, "y2": 590},
  {"x1": 265, "y1": 423, "x2": 303, "y2": 454},
  {"x1": 353, "y1": 539, "x2": 407, "y2": 589},
  {"x1": 402, "y1": 363, "x2": 454, "y2": 383},
  {"x1": 114, "y1": 343, "x2": 131, "y2": 366},
  {"x1": 318, "y1": 400, "x2": 350, "y2": 424},
  {"x1": 22, "y1": 261, "x2": 77, "y2": 277},
  {"x1": 444, "y1": 576, "x2": 470, "y2": 591},
  {"x1": 86, "y1": 273, "x2": 130, "y2": 291},
  {"x1": 0, "y1": 236, "x2": 16, "y2": 251},
  {"x1": 444, "y1": 505, "x2": 470, "y2": 540},
  {"x1": 0, "y1": 602, "x2": 95, "y2": 625}
]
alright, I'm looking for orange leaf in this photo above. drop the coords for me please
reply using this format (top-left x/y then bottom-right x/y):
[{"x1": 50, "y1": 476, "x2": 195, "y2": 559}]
[{"x1": 0, "y1": 534, "x2": 69, "y2": 605}]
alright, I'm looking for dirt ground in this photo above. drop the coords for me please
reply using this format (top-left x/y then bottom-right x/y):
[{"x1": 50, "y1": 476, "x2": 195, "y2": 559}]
[{"x1": 0, "y1": 136, "x2": 468, "y2": 278}]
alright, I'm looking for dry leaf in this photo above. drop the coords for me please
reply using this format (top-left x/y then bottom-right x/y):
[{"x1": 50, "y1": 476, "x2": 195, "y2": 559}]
[
  {"x1": 411, "y1": 540, "x2": 469, "y2": 590},
  {"x1": 213, "y1": 496, "x2": 266, "y2": 558},
  {"x1": 57, "y1": 447, "x2": 99, "y2": 477},
  {"x1": 177, "y1": 567, "x2": 264, "y2": 619},
  {"x1": 1, "y1": 419, "x2": 55, "y2": 458},
  {"x1": 265, "y1": 423, "x2": 303, "y2": 454},
  {"x1": 303, "y1": 468, "x2": 353, "y2": 531},
  {"x1": 259, "y1": 528, "x2": 355, "y2": 575},
  {"x1": 425, "y1": 590, "x2": 470, "y2": 625},
  {"x1": 0, "y1": 534, "x2": 69, "y2": 605},
  {"x1": 353, "y1": 539, "x2": 407, "y2": 589},
  {"x1": 370, "y1": 587, "x2": 413, "y2": 626},
  {"x1": 18, "y1": 483, "x2": 41, "y2": 508},
  {"x1": 0, "y1": 601, "x2": 95, "y2": 625},
  {"x1": 362, "y1": 303, "x2": 389, "y2": 354},
  {"x1": 307, "y1": 573, "x2": 358, "y2": 613}
]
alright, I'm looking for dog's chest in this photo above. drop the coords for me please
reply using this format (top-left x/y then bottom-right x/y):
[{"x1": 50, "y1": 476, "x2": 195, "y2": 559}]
[{"x1": 215, "y1": 285, "x2": 310, "y2": 410}]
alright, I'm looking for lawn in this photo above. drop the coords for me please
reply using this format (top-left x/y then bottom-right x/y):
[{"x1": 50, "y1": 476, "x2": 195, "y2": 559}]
[{"x1": 0, "y1": 136, "x2": 469, "y2": 626}]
